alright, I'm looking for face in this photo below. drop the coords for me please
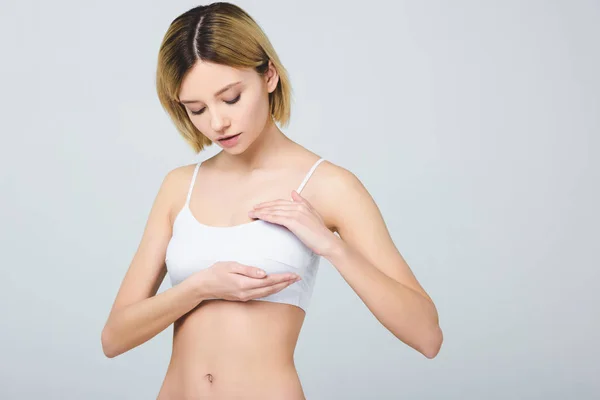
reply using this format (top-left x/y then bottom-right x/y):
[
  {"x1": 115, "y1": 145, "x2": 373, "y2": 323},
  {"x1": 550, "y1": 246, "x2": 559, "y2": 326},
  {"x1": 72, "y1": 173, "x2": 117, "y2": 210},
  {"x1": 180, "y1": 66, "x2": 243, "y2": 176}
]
[{"x1": 178, "y1": 60, "x2": 279, "y2": 154}]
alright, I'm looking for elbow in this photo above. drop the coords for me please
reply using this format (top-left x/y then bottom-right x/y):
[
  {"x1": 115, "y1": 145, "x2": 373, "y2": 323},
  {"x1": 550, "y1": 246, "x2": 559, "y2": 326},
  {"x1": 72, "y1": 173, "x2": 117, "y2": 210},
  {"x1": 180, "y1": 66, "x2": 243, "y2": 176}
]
[
  {"x1": 421, "y1": 325, "x2": 443, "y2": 359},
  {"x1": 101, "y1": 326, "x2": 120, "y2": 359}
]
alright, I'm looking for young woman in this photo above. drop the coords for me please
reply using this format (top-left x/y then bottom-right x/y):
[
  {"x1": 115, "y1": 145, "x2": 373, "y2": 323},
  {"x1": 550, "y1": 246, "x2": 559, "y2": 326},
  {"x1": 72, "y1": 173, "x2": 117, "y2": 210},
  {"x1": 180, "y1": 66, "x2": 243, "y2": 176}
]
[{"x1": 101, "y1": 2, "x2": 443, "y2": 399}]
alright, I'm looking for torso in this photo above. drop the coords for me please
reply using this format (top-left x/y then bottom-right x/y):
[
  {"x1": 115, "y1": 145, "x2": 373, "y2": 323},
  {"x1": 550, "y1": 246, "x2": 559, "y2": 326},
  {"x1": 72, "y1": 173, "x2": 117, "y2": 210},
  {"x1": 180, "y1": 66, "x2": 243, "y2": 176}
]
[{"x1": 157, "y1": 153, "x2": 333, "y2": 400}]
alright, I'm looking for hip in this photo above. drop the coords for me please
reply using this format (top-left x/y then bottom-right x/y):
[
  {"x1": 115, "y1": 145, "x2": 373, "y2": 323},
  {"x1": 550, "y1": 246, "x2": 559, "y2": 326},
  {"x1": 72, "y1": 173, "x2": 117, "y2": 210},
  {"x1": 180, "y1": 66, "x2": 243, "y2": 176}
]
[{"x1": 158, "y1": 359, "x2": 305, "y2": 400}]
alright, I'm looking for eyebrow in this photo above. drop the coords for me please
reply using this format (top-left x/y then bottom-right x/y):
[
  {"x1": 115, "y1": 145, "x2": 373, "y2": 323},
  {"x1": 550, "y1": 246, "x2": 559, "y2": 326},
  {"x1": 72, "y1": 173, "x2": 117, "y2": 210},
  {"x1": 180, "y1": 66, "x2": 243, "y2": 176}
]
[{"x1": 180, "y1": 81, "x2": 242, "y2": 104}]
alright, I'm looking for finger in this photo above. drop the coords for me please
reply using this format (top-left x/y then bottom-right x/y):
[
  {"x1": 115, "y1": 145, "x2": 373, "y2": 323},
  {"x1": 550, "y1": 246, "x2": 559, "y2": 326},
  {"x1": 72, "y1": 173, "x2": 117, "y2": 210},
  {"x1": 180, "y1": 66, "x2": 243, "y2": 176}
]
[
  {"x1": 230, "y1": 262, "x2": 267, "y2": 278},
  {"x1": 239, "y1": 272, "x2": 301, "y2": 290},
  {"x1": 256, "y1": 202, "x2": 320, "y2": 223},
  {"x1": 253, "y1": 210, "x2": 295, "y2": 218},
  {"x1": 253, "y1": 208, "x2": 309, "y2": 222},
  {"x1": 242, "y1": 279, "x2": 298, "y2": 301},
  {"x1": 250, "y1": 211, "x2": 293, "y2": 226},
  {"x1": 253, "y1": 199, "x2": 293, "y2": 209},
  {"x1": 291, "y1": 190, "x2": 303, "y2": 201},
  {"x1": 291, "y1": 190, "x2": 312, "y2": 208},
  {"x1": 252, "y1": 204, "x2": 304, "y2": 212}
]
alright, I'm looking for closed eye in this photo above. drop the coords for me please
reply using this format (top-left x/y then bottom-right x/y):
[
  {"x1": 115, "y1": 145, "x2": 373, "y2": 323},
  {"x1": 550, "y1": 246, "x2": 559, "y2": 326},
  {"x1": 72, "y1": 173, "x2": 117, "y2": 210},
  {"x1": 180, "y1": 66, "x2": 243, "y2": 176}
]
[{"x1": 190, "y1": 94, "x2": 241, "y2": 116}]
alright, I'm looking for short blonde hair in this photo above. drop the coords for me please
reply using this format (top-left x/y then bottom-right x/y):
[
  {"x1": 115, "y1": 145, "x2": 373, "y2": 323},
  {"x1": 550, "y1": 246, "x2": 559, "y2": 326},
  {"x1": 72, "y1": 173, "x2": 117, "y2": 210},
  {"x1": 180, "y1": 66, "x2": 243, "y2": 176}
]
[{"x1": 156, "y1": 2, "x2": 292, "y2": 153}]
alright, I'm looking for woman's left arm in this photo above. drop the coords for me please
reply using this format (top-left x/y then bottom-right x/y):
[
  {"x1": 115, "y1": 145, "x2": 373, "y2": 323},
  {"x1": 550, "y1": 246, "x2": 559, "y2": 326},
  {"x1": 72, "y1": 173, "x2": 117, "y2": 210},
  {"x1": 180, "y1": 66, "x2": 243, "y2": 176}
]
[
  {"x1": 323, "y1": 168, "x2": 443, "y2": 358},
  {"x1": 249, "y1": 165, "x2": 443, "y2": 359}
]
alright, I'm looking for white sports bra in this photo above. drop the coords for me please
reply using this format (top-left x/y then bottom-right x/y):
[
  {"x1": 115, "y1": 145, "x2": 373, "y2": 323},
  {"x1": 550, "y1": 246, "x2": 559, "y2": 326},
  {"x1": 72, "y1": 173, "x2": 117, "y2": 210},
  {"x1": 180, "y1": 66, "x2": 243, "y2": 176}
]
[{"x1": 165, "y1": 158, "x2": 326, "y2": 312}]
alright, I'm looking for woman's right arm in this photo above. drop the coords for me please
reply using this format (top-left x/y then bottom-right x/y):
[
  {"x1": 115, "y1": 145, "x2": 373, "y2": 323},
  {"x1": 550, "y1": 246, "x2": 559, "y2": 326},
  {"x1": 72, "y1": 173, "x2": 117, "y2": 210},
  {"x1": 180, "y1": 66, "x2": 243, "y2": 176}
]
[
  {"x1": 100, "y1": 166, "x2": 302, "y2": 358},
  {"x1": 101, "y1": 166, "x2": 200, "y2": 358}
]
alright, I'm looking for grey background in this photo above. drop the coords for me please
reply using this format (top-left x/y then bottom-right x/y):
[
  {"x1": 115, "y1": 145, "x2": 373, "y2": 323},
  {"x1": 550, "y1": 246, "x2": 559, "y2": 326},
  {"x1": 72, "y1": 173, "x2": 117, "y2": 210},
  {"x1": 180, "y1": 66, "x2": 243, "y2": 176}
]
[{"x1": 1, "y1": 0, "x2": 598, "y2": 399}]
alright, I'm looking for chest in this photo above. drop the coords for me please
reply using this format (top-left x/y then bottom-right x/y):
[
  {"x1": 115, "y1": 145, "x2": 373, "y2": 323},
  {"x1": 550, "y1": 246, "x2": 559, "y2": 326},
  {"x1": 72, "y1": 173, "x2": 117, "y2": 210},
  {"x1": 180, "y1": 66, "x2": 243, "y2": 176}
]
[
  {"x1": 166, "y1": 210, "x2": 318, "y2": 288},
  {"x1": 188, "y1": 170, "x2": 334, "y2": 230}
]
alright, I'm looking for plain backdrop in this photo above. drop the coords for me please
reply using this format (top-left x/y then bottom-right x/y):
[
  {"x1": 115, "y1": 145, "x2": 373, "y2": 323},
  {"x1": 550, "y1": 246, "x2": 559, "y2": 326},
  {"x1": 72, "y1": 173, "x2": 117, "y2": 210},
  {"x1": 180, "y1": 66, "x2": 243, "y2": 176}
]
[{"x1": 1, "y1": 0, "x2": 598, "y2": 399}]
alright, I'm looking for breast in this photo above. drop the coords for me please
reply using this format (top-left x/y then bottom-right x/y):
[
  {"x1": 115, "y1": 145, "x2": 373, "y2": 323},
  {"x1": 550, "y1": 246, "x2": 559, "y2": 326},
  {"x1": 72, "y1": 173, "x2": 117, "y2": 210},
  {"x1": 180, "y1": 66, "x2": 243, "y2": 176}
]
[{"x1": 165, "y1": 213, "x2": 318, "y2": 291}]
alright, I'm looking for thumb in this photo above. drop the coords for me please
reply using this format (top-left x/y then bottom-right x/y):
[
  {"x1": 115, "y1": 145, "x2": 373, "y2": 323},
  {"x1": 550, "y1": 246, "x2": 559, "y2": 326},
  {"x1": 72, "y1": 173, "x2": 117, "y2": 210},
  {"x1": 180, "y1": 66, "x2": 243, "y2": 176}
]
[{"x1": 232, "y1": 262, "x2": 266, "y2": 278}]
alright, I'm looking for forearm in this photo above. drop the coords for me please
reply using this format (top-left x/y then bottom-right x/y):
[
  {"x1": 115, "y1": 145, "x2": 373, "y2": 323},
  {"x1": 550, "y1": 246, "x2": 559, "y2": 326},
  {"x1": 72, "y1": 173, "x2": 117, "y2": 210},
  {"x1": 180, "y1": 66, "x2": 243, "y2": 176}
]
[
  {"x1": 101, "y1": 275, "x2": 204, "y2": 358},
  {"x1": 325, "y1": 240, "x2": 442, "y2": 358}
]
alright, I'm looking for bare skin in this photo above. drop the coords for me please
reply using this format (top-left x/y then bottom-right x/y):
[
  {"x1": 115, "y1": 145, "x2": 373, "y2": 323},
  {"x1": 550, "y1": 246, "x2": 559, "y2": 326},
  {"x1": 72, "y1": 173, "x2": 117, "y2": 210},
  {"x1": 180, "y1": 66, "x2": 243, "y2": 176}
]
[
  {"x1": 101, "y1": 145, "x2": 333, "y2": 399},
  {"x1": 102, "y1": 57, "x2": 441, "y2": 399},
  {"x1": 155, "y1": 152, "x2": 331, "y2": 399},
  {"x1": 158, "y1": 300, "x2": 307, "y2": 399},
  {"x1": 102, "y1": 60, "x2": 333, "y2": 398}
]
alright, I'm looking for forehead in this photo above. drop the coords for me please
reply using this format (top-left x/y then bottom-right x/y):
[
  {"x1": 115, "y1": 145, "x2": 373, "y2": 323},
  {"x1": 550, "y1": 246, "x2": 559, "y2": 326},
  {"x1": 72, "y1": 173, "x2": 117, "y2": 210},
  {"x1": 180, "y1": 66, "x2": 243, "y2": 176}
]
[{"x1": 179, "y1": 61, "x2": 255, "y2": 101}]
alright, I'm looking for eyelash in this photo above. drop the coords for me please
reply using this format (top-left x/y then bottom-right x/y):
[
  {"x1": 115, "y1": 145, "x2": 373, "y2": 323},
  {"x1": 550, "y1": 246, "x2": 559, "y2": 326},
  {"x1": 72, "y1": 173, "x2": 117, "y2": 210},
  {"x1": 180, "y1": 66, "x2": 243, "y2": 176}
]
[{"x1": 190, "y1": 94, "x2": 241, "y2": 116}]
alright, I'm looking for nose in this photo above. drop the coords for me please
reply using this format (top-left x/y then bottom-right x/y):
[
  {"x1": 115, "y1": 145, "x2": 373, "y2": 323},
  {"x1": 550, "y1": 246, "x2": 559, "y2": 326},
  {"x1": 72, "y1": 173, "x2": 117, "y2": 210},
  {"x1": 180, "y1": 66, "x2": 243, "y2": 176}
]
[{"x1": 210, "y1": 108, "x2": 230, "y2": 133}]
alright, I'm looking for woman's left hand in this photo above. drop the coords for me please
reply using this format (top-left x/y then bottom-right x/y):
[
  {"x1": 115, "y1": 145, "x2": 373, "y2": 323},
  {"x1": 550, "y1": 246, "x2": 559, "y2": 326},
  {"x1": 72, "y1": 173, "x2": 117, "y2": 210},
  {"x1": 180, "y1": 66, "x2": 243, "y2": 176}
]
[{"x1": 248, "y1": 190, "x2": 341, "y2": 257}]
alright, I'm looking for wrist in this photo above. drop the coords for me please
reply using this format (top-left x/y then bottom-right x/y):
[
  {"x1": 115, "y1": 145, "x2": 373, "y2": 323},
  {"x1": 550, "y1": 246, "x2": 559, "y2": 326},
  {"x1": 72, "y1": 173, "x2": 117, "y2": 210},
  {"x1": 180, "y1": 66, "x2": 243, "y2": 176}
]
[{"x1": 189, "y1": 270, "x2": 211, "y2": 302}]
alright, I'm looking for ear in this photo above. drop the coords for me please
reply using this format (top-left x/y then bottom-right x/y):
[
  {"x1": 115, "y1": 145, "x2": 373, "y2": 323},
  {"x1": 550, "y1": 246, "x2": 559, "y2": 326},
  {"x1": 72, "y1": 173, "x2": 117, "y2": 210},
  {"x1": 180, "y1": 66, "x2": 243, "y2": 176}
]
[{"x1": 265, "y1": 60, "x2": 280, "y2": 94}]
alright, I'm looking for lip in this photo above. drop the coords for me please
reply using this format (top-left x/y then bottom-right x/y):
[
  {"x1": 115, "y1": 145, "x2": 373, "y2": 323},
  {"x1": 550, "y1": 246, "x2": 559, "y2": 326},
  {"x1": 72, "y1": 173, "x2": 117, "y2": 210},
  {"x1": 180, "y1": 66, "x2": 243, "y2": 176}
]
[
  {"x1": 217, "y1": 132, "x2": 242, "y2": 148},
  {"x1": 218, "y1": 132, "x2": 241, "y2": 141}
]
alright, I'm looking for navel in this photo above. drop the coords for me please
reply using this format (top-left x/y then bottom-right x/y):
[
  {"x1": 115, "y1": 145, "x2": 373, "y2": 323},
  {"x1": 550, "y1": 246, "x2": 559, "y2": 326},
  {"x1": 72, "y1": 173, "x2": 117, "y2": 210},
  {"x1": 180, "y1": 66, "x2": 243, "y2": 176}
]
[{"x1": 205, "y1": 373, "x2": 214, "y2": 383}]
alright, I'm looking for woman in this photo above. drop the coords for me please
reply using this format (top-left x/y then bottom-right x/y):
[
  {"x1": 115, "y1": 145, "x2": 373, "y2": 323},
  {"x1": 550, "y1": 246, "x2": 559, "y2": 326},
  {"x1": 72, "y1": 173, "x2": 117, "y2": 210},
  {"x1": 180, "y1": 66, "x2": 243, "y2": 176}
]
[{"x1": 101, "y1": 2, "x2": 443, "y2": 399}]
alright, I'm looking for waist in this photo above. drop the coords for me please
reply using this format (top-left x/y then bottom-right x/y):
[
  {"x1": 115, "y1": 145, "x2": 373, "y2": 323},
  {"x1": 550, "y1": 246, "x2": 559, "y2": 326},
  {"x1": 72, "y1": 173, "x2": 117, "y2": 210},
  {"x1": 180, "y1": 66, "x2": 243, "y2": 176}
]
[
  {"x1": 161, "y1": 300, "x2": 306, "y2": 399},
  {"x1": 171, "y1": 299, "x2": 305, "y2": 363}
]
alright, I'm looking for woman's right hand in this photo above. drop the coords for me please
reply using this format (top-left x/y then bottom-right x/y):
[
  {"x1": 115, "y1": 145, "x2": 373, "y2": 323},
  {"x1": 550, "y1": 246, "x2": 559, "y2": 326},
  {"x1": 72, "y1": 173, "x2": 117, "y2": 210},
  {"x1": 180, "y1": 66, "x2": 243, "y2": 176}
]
[{"x1": 191, "y1": 261, "x2": 302, "y2": 302}]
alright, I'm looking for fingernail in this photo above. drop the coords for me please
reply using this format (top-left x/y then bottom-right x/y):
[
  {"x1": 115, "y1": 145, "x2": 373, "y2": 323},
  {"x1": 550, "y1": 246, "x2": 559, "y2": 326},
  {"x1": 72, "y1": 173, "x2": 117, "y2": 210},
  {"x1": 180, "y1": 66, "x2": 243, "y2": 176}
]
[{"x1": 257, "y1": 270, "x2": 266, "y2": 276}]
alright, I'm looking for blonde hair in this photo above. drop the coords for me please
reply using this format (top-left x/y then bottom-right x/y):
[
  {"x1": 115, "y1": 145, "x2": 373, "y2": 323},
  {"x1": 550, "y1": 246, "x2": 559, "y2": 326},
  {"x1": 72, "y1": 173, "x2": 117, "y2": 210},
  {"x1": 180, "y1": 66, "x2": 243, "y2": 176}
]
[{"x1": 155, "y1": 2, "x2": 292, "y2": 153}]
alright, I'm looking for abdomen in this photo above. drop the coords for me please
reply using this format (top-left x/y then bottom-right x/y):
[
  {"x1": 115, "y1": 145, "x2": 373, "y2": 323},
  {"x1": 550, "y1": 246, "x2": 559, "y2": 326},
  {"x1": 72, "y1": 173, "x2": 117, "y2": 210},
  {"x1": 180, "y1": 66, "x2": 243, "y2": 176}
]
[{"x1": 158, "y1": 299, "x2": 306, "y2": 399}]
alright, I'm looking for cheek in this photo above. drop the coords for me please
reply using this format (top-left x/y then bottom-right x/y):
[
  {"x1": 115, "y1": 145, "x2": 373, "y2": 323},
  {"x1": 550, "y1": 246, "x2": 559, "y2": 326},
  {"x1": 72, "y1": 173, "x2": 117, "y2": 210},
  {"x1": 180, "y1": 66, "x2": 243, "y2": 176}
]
[
  {"x1": 188, "y1": 117, "x2": 212, "y2": 140},
  {"x1": 238, "y1": 91, "x2": 270, "y2": 131}
]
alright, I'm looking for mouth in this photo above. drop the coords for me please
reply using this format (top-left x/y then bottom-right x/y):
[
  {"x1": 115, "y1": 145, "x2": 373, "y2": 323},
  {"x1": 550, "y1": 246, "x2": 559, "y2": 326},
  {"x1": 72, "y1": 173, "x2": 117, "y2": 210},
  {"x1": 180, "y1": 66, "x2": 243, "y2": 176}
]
[{"x1": 218, "y1": 132, "x2": 242, "y2": 141}]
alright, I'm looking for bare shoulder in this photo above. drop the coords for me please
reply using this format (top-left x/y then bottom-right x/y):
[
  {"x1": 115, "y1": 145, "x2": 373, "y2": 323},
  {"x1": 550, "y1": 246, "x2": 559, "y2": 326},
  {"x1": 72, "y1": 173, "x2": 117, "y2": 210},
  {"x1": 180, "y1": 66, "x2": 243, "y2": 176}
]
[
  {"x1": 309, "y1": 159, "x2": 435, "y2": 304},
  {"x1": 303, "y1": 159, "x2": 364, "y2": 233},
  {"x1": 159, "y1": 163, "x2": 199, "y2": 224},
  {"x1": 316, "y1": 160, "x2": 357, "y2": 182},
  {"x1": 163, "y1": 162, "x2": 198, "y2": 186},
  {"x1": 162, "y1": 163, "x2": 196, "y2": 199},
  {"x1": 310, "y1": 159, "x2": 358, "y2": 190}
]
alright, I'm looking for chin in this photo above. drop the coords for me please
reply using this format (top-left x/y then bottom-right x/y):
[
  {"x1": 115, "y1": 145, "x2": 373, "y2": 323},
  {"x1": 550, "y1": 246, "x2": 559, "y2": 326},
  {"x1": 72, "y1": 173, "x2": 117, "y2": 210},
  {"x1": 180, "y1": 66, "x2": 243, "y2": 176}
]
[
  {"x1": 220, "y1": 135, "x2": 257, "y2": 155},
  {"x1": 222, "y1": 147, "x2": 245, "y2": 155}
]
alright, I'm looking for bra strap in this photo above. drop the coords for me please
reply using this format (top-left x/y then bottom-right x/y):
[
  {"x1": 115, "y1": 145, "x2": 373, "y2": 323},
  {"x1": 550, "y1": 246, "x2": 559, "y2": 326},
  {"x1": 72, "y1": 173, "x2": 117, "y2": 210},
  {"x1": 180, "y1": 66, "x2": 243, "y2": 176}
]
[
  {"x1": 296, "y1": 158, "x2": 325, "y2": 194},
  {"x1": 186, "y1": 162, "x2": 201, "y2": 206}
]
